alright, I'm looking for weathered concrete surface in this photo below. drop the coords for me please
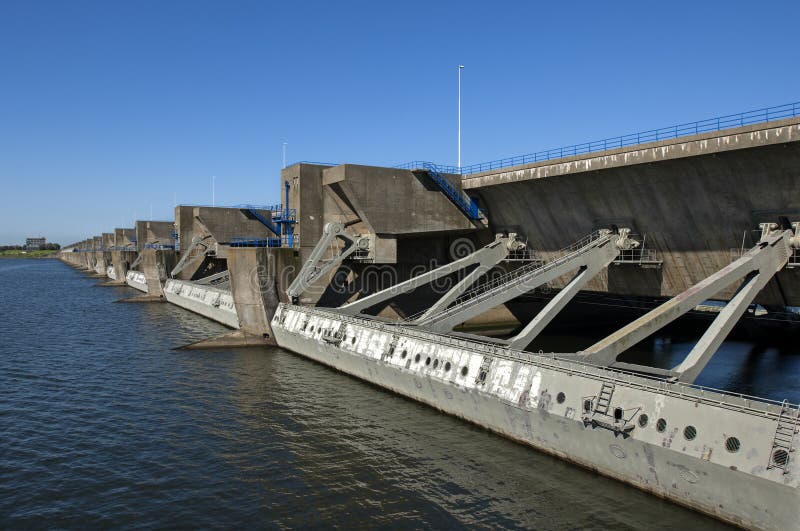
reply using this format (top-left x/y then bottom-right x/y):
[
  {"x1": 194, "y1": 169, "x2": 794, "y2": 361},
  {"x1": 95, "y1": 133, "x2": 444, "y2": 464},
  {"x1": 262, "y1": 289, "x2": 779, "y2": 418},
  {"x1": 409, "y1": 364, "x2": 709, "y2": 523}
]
[
  {"x1": 162, "y1": 278, "x2": 238, "y2": 328},
  {"x1": 465, "y1": 118, "x2": 800, "y2": 307},
  {"x1": 110, "y1": 250, "x2": 138, "y2": 283},
  {"x1": 322, "y1": 164, "x2": 477, "y2": 235},
  {"x1": 282, "y1": 163, "x2": 330, "y2": 260},
  {"x1": 113, "y1": 228, "x2": 136, "y2": 249},
  {"x1": 138, "y1": 248, "x2": 176, "y2": 298},
  {"x1": 134, "y1": 220, "x2": 175, "y2": 252},
  {"x1": 172, "y1": 206, "x2": 276, "y2": 280},
  {"x1": 174, "y1": 205, "x2": 274, "y2": 256},
  {"x1": 228, "y1": 246, "x2": 299, "y2": 343}
]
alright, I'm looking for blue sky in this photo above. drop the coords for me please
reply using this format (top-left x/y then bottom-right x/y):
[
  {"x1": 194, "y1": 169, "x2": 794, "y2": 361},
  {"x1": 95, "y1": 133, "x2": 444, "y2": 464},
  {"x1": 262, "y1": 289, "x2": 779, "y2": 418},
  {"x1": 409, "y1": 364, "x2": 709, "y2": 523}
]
[{"x1": 1, "y1": 0, "x2": 798, "y2": 244}]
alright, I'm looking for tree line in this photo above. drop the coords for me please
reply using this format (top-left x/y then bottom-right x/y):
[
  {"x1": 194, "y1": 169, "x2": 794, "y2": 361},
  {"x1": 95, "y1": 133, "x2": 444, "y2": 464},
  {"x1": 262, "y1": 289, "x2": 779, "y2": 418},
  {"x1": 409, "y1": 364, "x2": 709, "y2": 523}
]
[{"x1": 0, "y1": 243, "x2": 61, "y2": 251}]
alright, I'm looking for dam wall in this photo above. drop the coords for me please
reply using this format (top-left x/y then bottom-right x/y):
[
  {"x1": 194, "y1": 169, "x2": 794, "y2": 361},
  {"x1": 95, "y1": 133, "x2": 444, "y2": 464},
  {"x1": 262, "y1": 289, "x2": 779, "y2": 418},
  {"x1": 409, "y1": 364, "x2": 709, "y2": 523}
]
[{"x1": 464, "y1": 118, "x2": 800, "y2": 308}]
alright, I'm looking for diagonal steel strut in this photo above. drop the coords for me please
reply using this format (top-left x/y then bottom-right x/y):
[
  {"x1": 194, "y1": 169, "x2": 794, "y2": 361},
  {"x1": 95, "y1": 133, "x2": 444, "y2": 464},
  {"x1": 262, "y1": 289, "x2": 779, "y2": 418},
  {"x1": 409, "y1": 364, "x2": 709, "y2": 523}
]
[
  {"x1": 338, "y1": 236, "x2": 521, "y2": 317},
  {"x1": 417, "y1": 229, "x2": 634, "y2": 333},
  {"x1": 286, "y1": 222, "x2": 369, "y2": 302},
  {"x1": 578, "y1": 227, "x2": 795, "y2": 384}
]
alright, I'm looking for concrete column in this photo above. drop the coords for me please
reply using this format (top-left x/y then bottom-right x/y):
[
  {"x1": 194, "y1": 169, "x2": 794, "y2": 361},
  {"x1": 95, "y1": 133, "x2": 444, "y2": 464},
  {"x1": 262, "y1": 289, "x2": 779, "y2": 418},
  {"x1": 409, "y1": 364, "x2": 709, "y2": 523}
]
[
  {"x1": 140, "y1": 248, "x2": 177, "y2": 297},
  {"x1": 111, "y1": 250, "x2": 138, "y2": 283},
  {"x1": 180, "y1": 246, "x2": 299, "y2": 349},
  {"x1": 230, "y1": 247, "x2": 299, "y2": 341}
]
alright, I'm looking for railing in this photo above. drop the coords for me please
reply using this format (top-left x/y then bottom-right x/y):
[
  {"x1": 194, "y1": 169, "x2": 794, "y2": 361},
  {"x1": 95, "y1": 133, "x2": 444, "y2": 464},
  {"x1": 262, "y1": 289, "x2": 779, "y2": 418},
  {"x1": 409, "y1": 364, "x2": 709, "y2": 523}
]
[
  {"x1": 234, "y1": 203, "x2": 296, "y2": 219},
  {"x1": 612, "y1": 237, "x2": 662, "y2": 266},
  {"x1": 284, "y1": 305, "x2": 798, "y2": 418},
  {"x1": 420, "y1": 162, "x2": 485, "y2": 220},
  {"x1": 395, "y1": 160, "x2": 462, "y2": 174},
  {"x1": 396, "y1": 101, "x2": 800, "y2": 176},
  {"x1": 284, "y1": 160, "x2": 339, "y2": 168},
  {"x1": 144, "y1": 243, "x2": 175, "y2": 250},
  {"x1": 229, "y1": 235, "x2": 299, "y2": 248},
  {"x1": 503, "y1": 248, "x2": 543, "y2": 263}
]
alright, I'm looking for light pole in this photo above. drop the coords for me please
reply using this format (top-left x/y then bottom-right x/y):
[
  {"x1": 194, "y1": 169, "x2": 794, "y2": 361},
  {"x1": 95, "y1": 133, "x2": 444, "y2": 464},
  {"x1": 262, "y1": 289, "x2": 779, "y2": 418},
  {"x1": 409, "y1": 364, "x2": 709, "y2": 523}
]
[
  {"x1": 458, "y1": 64, "x2": 464, "y2": 170},
  {"x1": 212, "y1": 175, "x2": 216, "y2": 207},
  {"x1": 282, "y1": 142, "x2": 287, "y2": 168}
]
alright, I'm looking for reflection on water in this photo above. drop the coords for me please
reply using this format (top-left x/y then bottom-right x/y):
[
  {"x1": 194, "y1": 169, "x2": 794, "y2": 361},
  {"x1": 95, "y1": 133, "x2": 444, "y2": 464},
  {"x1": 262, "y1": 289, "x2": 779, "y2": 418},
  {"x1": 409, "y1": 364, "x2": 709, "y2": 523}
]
[
  {"x1": 0, "y1": 259, "x2": 756, "y2": 528},
  {"x1": 530, "y1": 330, "x2": 800, "y2": 404}
]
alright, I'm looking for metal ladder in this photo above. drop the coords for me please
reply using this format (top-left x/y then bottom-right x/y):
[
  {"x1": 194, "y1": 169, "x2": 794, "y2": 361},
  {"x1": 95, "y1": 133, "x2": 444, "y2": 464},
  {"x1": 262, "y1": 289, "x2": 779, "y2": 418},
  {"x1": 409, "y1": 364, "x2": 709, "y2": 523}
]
[
  {"x1": 767, "y1": 400, "x2": 799, "y2": 473},
  {"x1": 594, "y1": 382, "x2": 615, "y2": 416}
]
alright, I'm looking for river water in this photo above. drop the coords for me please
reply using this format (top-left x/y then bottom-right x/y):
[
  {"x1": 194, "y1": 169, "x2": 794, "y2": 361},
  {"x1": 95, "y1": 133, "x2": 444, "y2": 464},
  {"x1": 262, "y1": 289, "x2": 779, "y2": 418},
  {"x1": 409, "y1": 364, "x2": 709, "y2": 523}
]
[{"x1": 3, "y1": 258, "x2": 795, "y2": 529}]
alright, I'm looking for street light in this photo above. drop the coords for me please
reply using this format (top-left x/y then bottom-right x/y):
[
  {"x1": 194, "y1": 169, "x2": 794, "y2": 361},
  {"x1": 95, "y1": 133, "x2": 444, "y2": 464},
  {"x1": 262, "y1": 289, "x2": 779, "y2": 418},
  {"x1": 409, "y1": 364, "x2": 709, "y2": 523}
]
[{"x1": 458, "y1": 65, "x2": 464, "y2": 170}]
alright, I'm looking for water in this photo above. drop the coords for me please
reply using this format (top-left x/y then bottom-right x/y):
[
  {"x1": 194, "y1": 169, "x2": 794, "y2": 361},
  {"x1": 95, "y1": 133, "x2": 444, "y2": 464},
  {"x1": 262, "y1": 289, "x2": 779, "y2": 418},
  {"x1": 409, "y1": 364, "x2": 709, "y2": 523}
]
[{"x1": 2, "y1": 259, "x2": 792, "y2": 529}]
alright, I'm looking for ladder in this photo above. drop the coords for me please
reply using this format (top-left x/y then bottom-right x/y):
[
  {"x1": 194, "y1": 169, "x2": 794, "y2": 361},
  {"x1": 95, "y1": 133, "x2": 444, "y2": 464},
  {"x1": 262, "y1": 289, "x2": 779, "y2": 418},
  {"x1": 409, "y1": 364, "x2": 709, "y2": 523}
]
[
  {"x1": 767, "y1": 400, "x2": 799, "y2": 474},
  {"x1": 594, "y1": 382, "x2": 615, "y2": 416}
]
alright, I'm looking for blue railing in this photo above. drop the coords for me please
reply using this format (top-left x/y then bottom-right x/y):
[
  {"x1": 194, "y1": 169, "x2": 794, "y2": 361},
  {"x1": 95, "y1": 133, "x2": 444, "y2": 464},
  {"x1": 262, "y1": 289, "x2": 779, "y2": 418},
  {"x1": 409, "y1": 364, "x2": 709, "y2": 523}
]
[
  {"x1": 229, "y1": 235, "x2": 299, "y2": 248},
  {"x1": 396, "y1": 160, "x2": 462, "y2": 174},
  {"x1": 144, "y1": 243, "x2": 175, "y2": 250},
  {"x1": 284, "y1": 161, "x2": 339, "y2": 168},
  {"x1": 398, "y1": 101, "x2": 800, "y2": 175},
  {"x1": 421, "y1": 163, "x2": 485, "y2": 220}
]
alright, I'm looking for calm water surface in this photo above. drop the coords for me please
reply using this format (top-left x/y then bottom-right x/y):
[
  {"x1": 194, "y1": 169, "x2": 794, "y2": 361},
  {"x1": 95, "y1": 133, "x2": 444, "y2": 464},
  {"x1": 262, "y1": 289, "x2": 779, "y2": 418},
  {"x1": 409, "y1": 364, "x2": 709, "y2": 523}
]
[{"x1": 4, "y1": 259, "x2": 794, "y2": 529}]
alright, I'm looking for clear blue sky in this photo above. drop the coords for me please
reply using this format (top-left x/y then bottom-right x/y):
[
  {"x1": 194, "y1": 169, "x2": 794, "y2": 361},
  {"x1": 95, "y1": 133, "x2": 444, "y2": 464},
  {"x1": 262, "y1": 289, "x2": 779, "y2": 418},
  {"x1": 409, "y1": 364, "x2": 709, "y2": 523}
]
[{"x1": 1, "y1": 0, "x2": 798, "y2": 245}]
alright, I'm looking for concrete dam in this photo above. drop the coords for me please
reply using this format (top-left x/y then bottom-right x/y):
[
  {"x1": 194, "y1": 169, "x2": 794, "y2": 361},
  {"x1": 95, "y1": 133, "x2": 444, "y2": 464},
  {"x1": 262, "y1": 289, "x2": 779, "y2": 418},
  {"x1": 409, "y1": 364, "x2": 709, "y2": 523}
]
[{"x1": 58, "y1": 104, "x2": 800, "y2": 529}]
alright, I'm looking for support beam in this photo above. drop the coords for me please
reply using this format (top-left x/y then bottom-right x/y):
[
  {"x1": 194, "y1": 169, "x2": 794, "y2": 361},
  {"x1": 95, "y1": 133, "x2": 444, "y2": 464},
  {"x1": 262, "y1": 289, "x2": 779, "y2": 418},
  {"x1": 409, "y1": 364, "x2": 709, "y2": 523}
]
[
  {"x1": 286, "y1": 223, "x2": 369, "y2": 302},
  {"x1": 418, "y1": 230, "x2": 632, "y2": 333},
  {"x1": 671, "y1": 271, "x2": 767, "y2": 383},
  {"x1": 170, "y1": 234, "x2": 213, "y2": 277},
  {"x1": 578, "y1": 228, "x2": 794, "y2": 384},
  {"x1": 506, "y1": 258, "x2": 606, "y2": 349},
  {"x1": 338, "y1": 236, "x2": 519, "y2": 316},
  {"x1": 129, "y1": 253, "x2": 143, "y2": 270}
]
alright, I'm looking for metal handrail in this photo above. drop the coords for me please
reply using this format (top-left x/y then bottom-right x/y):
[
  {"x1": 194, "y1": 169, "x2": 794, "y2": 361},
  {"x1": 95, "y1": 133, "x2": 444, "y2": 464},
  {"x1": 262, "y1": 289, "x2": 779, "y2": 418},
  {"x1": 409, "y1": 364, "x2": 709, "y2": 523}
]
[
  {"x1": 287, "y1": 305, "x2": 797, "y2": 418},
  {"x1": 229, "y1": 235, "x2": 299, "y2": 248},
  {"x1": 420, "y1": 162, "x2": 485, "y2": 220},
  {"x1": 396, "y1": 101, "x2": 800, "y2": 176}
]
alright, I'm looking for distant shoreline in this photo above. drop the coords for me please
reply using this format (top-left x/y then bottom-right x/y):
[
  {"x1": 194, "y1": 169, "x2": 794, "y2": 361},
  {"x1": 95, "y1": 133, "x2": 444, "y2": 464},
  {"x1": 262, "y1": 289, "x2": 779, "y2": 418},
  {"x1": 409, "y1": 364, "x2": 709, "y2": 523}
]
[{"x1": 0, "y1": 250, "x2": 59, "y2": 259}]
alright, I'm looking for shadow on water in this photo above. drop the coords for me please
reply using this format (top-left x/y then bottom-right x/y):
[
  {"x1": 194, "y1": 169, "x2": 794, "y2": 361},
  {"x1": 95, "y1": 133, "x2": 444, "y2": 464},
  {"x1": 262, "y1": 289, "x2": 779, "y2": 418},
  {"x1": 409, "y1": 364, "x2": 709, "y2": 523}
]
[{"x1": 0, "y1": 260, "x2": 744, "y2": 528}]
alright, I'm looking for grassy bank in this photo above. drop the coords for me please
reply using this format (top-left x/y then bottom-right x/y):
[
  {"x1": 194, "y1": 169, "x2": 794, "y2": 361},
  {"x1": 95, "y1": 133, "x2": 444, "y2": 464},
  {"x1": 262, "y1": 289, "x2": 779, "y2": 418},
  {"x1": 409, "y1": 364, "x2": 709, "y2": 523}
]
[{"x1": 0, "y1": 250, "x2": 58, "y2": 258}]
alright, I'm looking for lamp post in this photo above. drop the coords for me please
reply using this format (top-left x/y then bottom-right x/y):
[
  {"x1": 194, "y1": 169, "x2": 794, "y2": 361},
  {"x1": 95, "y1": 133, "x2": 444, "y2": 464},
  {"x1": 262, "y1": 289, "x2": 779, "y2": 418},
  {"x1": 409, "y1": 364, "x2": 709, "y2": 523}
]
[
  {"x1": 212, "y1": 175, "x2": 216, "y2": 207},
  {"x1": 458, "y1": 64, "x2": 464, "y2": 170}
]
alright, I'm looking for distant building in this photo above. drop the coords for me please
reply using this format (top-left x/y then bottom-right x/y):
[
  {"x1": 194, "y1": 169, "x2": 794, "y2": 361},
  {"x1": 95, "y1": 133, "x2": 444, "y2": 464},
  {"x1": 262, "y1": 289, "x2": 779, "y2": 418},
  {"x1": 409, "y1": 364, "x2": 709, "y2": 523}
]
[{"x1": 26, "y1": 237, "x2": 46, "y2": 250}]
